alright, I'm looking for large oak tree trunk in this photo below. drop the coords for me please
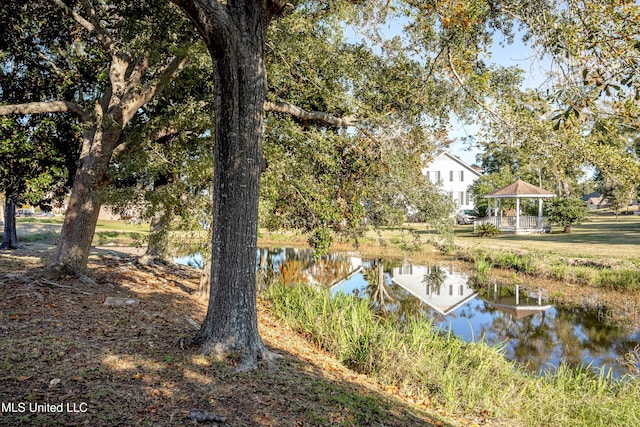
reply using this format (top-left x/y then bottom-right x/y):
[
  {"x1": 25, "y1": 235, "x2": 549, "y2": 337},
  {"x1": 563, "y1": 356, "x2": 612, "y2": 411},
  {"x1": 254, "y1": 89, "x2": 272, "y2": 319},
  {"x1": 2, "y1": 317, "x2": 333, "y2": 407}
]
[
  {"x1": 50, "y1": 127, "x2": 119, "y2": 275},
  {"x1": 1, "y1": 195, "x2": 19, "y2": 250},
  {"x1": 182, "y1": 2, "x2": 275, "y2": 368}
]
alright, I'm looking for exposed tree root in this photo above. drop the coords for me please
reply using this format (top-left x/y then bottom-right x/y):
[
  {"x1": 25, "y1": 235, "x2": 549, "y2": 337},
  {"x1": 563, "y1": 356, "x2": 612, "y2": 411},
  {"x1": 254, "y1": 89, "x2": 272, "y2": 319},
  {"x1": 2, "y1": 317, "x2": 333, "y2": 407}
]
[
  {"x1": 45, "y1": 263, "x2": 97, "y2": 286},
  {"x1": 137, "y1": 254, "x2": 172, "y2": 266},
  {"x1": 192, "y1": 336, "x2": 282, "y2": 372}
]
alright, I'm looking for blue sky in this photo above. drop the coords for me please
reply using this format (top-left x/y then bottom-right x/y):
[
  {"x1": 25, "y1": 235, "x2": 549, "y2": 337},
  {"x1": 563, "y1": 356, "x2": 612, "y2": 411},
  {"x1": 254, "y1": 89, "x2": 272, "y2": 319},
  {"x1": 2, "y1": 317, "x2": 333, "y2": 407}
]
[{"x1": 346, "y1": 22, "x2": 551, "y2": 167}]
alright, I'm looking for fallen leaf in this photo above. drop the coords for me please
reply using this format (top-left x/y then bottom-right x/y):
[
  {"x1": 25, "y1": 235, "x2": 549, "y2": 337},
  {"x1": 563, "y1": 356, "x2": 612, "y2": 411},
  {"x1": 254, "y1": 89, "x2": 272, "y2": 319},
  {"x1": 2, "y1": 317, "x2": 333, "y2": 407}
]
[
  {"x1": 132, "y1": 372, "x2": 143, "y2": 379},
  {"x1": 49, "y1": 378, "x2": 61, "y2": 387},
  {"x1": 16, "y1": 375, "x2": 32, "y2": 382}
]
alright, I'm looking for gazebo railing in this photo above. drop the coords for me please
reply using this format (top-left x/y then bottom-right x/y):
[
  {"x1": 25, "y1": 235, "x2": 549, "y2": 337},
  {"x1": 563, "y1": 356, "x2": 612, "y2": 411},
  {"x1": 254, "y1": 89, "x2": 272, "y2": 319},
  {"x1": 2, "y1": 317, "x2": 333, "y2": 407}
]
[{"x1": 474, "y1": 216, "x2": 549, "y2": 233}]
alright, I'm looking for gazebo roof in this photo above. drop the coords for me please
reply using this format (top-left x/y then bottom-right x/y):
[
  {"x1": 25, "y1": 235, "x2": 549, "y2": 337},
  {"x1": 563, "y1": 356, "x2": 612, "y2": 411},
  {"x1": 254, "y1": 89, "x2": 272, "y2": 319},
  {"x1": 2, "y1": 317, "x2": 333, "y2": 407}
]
[{"x1": 486, "y1": 179, "x2": 555, "y2": 199}]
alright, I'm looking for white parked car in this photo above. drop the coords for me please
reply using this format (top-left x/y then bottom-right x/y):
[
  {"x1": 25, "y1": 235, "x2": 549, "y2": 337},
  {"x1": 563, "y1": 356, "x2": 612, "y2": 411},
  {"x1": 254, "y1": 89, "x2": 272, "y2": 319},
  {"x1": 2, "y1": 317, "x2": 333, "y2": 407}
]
[{"x1": 456, "y1": 209, "x2": 477, "y2": 225}]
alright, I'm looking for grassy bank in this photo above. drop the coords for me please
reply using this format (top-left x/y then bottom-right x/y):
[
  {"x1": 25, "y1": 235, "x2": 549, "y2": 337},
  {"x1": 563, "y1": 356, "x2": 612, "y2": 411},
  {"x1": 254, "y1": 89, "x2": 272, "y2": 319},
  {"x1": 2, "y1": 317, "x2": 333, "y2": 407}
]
[
  {"x1": 265, "y1": 281, "x2": 640, "y2": 427},
  {"x1": 448, "y1": 214, "x2": 640, "y2": 291}
]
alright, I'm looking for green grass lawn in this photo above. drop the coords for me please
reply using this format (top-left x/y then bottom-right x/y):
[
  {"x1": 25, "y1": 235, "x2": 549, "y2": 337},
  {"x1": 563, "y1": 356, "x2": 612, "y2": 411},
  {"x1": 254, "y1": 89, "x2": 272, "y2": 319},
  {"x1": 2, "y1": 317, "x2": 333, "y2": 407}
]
[
  {"x1": 12, "y1": 216, "x2": 149, "y2": 247},
  {"x1": 452, "y1": 213, "x2": 639, "y2": 262}
]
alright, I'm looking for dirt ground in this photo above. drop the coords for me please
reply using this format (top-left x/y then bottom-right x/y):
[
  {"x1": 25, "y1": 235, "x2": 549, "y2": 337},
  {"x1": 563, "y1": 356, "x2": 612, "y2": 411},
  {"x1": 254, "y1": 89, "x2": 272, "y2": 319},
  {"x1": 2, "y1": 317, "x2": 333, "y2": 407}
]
[{"x1": 0, "y1": 244, "x2": 487, "y2": 427}]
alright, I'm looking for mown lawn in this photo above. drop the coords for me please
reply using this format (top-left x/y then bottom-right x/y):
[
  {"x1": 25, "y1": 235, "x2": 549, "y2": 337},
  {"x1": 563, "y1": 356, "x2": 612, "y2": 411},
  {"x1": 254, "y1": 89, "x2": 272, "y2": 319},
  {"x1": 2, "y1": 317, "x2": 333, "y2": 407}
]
[{"x1": 451, "y1": 213, "x2": 639, "y2": 262}]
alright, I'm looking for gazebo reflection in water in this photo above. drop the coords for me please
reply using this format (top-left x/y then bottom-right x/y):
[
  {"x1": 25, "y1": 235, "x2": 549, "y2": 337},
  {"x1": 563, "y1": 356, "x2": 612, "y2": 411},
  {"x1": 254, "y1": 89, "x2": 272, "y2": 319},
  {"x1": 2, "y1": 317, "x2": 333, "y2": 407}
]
[{"x1": 485, "y1": 280, "x2": 552, "y2": 319}]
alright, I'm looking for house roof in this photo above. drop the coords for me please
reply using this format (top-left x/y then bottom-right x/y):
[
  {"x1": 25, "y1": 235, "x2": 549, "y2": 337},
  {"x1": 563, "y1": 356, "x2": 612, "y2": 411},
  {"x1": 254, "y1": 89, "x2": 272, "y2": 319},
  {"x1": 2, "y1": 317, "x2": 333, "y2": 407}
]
[
  {"x1": 486, "y1": 179, "x2": 555, "y2": 199},
  {"x1": 581, "y1": 191, "x2": 602, "y2": 202},
  {"x1": 432, "y1": 152, "x2": 483, "y2": 177}
]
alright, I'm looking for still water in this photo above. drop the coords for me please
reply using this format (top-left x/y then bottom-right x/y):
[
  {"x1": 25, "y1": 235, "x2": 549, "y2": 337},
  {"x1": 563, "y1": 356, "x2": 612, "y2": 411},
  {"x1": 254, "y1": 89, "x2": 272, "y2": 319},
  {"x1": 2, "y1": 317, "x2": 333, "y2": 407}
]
[{"x1": 176, "y1": 247, "x2": 640, "y2": 377}]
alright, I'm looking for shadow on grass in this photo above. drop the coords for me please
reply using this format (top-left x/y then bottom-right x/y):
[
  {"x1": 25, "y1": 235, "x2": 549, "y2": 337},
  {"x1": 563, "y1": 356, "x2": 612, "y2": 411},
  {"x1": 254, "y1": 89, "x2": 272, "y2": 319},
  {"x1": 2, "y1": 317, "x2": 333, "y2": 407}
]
[{"x1": 0, "y1": 252, "x2": 444, "y2": 427}]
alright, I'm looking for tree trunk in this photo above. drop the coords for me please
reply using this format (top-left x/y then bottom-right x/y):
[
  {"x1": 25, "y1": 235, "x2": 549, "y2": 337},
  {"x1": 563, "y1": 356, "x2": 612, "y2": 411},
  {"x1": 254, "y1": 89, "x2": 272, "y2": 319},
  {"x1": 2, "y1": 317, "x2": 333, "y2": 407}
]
[
  {"x1": 198, "y1": 257, "x2": 211, "y2": 300},
  {"x1": 140, "y1": 207, "x2": 174, "y2": 265},
  {"x1": 184, "y1": 3, "x2": 274, "y2": 369},
  {"x1": 49, "y1": 127, "x2": 118, "y2": 275},
  {"x1": 1, "y1": 195, "x2": 19, "y2": 250},
  {"x1": 559, "y1": 179, "x2": 571, "y2": 198},
  {"x1": 563, "y1": 225, "x2": 571, "y2": 233}
]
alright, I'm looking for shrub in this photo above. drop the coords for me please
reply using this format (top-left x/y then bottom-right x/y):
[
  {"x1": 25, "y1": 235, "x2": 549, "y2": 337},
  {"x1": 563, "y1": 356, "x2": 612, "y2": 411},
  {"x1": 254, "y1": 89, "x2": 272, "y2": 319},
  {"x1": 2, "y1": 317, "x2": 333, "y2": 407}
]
[
  {"x1": 475, "y1": 223, "x2": 500, "y2": 238},
  {"x1": 475, "y1": 253, "x2": 494, "y2": 275},
  {"x1": 546, "y1": 196, "x2": 588, "y2": 233}
]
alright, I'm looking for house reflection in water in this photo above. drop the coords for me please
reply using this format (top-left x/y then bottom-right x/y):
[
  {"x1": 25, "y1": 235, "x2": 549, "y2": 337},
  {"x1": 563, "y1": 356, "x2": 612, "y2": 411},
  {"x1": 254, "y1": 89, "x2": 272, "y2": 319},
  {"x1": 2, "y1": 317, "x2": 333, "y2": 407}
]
[
  {"x1": 390, "y1": 264, "x2": 477, "y2": 316},
  {"x1": 484, "y1": 282, "x2": 552, "y2": 319}
]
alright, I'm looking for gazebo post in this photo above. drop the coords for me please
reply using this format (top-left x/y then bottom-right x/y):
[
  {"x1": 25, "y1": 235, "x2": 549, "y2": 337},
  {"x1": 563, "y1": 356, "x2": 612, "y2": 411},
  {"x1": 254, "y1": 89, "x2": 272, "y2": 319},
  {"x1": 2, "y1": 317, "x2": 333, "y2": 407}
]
[
  {"x1": 537, "y1": 198, "x2": 543, "y2": 229},
  {"x1": 516, "y1": 198, "x2": 521, "y2": 231}
]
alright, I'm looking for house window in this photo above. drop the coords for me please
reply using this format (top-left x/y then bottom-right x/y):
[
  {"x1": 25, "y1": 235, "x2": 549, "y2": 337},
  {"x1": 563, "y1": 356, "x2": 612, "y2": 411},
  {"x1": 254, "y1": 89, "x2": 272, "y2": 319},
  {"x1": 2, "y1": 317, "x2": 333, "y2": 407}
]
[
  {"x1": 460, "y1": 170, "x2": 464, "y2": 181},
  {"x1": 435, "y1": 171, "x2": 441, "y2": 183},
  {"x1": 449, "y1": 171, "x2": 454, "y2": 181},
  {"x1": 465, "y1": 192, "x2": 470, "y2": 205},
  {"x1": 459, "y1": 192, "x2": 464, "y2": 205}
]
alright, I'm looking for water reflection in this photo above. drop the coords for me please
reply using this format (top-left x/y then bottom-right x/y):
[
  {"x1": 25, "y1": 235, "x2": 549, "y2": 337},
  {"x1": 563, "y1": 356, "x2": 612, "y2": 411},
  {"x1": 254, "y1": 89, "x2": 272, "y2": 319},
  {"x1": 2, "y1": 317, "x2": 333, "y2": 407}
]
[
  {"x1": 255, "y1": 247, "x2": 360, "y2": 287},
  {"x1": 390, "y1": 264, "x2": 478, "y2": 316},
  {"x1": 175, "y1": 248, "x2": 640, "y2": 377},
  {"x1": 334, "y1": 263, "x2": 639, "y2": 377}
]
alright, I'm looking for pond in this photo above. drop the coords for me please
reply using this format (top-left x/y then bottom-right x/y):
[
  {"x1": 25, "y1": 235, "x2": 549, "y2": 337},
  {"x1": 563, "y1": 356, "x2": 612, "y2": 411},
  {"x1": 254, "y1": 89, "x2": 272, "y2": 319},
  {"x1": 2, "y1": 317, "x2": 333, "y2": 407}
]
[{"x1": 176, "y1": 247, "x2": 640, "y2": 377}]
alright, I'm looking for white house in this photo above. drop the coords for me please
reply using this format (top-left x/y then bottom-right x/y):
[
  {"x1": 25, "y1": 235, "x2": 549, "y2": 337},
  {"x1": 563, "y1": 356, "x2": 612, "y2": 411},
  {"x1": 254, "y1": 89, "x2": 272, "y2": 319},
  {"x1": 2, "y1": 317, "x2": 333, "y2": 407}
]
[{"x1": 422, "y1": 152, "x2": 482, "y2": 210}]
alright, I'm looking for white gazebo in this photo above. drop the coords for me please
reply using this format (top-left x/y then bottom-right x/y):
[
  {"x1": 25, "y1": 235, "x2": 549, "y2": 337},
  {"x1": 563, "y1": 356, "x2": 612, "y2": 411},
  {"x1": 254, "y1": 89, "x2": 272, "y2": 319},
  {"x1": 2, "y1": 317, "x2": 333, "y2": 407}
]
[{"x1": 475, "y1": 179, "x2": 555, "y2": 234}]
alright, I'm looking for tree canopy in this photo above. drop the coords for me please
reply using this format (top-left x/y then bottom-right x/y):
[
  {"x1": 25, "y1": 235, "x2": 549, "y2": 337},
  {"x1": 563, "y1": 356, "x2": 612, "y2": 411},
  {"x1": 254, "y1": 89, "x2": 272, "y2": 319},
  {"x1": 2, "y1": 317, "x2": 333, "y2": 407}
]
[{"x1": 2, "y1": 0, "x2": 640, "y2": 369}]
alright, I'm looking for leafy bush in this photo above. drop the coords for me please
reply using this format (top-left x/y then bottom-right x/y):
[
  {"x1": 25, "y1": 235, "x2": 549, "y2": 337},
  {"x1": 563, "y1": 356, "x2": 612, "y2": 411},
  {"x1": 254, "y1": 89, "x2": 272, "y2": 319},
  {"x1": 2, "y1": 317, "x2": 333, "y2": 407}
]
[
  {"x1": 473, "y1": 205, "x2": 489, "y2": 218},
  {"x1": 546, "y1": 197, "x2": 588, "y2": 233},
  {"x1": 474, "y1": 253, "x2": 494, "y2": 275},
  {"x1": 475, "y1": 223, "x2": 500, "y2": 237}
]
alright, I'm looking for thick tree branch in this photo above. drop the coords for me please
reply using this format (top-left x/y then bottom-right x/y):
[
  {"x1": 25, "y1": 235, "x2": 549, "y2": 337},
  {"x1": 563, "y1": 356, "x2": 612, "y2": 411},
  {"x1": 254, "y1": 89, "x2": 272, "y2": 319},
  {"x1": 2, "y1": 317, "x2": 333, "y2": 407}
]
[
  {"x1": 264, "y1": 100, "x2": 356, "y2": 127},
  {"x1": 267, "y1": 0, "x2": 290, "y2": 18},
  {"x1": 0, "y1": 101, "x2": 89, "y2": 122},
  {"x1": 47, "y1": 0, "x2": 116, "y2": 54},
  {"x1": 125, "y1": 55, "x2": 149, "y2": 84},
  {"x1": 120, "y1": 56, "x2": 191, "y2": 124},
  {"x1": 170, "y1": 0, "x2": 228, "y2": 45}
]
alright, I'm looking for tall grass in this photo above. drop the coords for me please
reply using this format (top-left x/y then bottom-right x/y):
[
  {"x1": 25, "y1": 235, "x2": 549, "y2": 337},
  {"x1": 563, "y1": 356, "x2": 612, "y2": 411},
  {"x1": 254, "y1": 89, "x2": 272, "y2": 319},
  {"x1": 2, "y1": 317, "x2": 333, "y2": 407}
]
[
  {"x1": 474, "y1": 253, "x2": 493, "y2": 276},
  {"x1": 264, "y1": 282, "x2": 640, "y2": 426},
  {"x1": 495, "y1": 252, "x2": 536, "y2": 274},
  {"x1": 596, "y1": 269, "x2": 640, "y2": 290}
]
